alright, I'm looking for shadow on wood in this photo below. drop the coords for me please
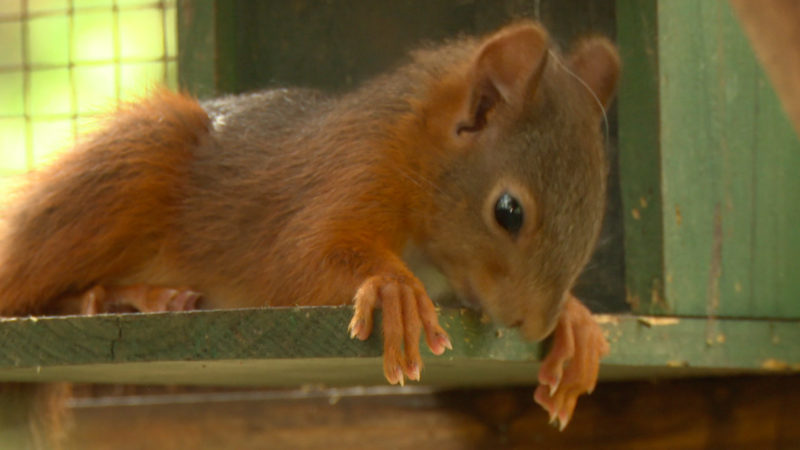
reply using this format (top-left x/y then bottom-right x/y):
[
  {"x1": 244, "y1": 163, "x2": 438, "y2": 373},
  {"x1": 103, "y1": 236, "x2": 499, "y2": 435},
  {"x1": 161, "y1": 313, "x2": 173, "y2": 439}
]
[{"x1": 63, "y1": 375, "x2": 800, "y2": 449}]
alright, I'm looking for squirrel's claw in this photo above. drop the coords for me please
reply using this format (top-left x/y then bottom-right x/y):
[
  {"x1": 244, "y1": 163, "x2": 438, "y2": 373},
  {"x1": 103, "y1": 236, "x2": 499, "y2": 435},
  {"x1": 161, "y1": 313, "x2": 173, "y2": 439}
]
[
  {"x1": 351, "y1": 273, "x2": 450, "y2": 385},
  {"x1": 534, "y1": 295, "x2": 608, "y2": 430}
]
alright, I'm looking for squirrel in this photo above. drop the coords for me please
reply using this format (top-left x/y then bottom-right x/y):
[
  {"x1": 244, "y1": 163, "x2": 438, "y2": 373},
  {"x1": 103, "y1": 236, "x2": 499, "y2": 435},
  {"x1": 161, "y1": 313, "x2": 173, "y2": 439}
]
[{"x1": 0, "y1": 21, "x2": 618, "y2": 433}]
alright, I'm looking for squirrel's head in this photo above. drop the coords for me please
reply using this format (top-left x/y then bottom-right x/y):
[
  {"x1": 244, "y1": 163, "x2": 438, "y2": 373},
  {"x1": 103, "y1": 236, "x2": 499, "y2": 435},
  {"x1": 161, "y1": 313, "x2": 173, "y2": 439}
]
[{"x1": 409, "y1": 21, "x2": 620, "y2": 341}]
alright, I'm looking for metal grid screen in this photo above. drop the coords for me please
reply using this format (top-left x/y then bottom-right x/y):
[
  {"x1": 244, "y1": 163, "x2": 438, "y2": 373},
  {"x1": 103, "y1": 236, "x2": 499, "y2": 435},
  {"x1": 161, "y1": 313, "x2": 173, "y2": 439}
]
[{"x1": 0, "y1": 0, "x2": 177, "y2": 181}]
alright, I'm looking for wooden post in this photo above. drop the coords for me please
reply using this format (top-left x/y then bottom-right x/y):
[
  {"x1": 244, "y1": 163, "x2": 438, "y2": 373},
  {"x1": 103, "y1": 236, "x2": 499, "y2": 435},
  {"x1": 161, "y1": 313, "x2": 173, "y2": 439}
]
[{"x1": 617, "y1": 0, "x2": 800, "y2": 318}]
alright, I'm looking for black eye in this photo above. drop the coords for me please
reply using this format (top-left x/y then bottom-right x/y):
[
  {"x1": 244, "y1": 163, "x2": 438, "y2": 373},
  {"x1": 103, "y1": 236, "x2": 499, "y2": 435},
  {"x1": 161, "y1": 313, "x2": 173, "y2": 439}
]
[{"x1": 494, "y1": 192, "x2": 524, "y2": 236}]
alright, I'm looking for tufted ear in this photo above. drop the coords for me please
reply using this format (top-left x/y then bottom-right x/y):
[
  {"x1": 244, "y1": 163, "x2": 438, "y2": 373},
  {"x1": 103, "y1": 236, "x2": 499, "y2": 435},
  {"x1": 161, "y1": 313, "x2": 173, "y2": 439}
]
[
  {"x1": 415, "y1": 21, "x2": 549, "y2": 148},
  {"x1": 567, "y1": 37, "x2": 621, "y2": 112},
  {"x1": 454, "y1": 22, "x2": 550, "y2": 137}
]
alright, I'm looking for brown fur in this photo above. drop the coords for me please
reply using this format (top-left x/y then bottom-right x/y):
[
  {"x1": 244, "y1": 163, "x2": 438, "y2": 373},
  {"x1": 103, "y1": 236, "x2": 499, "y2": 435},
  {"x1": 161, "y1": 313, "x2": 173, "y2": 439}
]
[
  {"x1": 0, "y1": 20, "x2": 619, "y2": 443},
  {"x1": 0, "y1": 90, "x2": 209, "y2": 315},
  {"x1": 0, "y1": 20, "x2": 619, "y2": 336},
  {"x1": 0, "y1": 19, "x2": 622, "y2": 344}
]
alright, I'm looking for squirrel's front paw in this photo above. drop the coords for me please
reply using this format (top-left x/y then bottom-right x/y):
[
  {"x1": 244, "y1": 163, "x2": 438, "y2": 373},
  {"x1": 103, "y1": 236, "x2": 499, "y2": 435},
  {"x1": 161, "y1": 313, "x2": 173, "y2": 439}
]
[
  {"x1": 534, "y1": 295, "x2": 609, "y2": 430},
  {"x1": 349, "y1": 274, "x2": 452, "y2": 385}
]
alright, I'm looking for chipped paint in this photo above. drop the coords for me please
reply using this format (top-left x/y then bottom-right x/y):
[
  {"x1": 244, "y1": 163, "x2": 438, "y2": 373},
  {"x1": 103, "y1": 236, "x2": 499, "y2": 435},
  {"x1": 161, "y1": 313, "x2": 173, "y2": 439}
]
[
  {"x1": 675, "y1": 204, "x2": 682, "y2": 226},
  {"x1": 593, "y1": 315, "x2": 620, "y2": 325},
  {"x1": 625, "y1": 288, "x2": 641, "y2": 310},
  {"x1": 651, "y1": 286, "x2": 663, "y2": 309},
  {"x1": 631, "y1": 208, "x2": 641, "y2": 220},
  {"x1": 639, "y1": 196, "x2": 648, "y2": 208},
  {"x1": 637, "y1": 316, "x2": 680, "y2": 326},
  {"x1": 650, "y1": 278, "x2": 668, "y2": 310},
  {"x1": 667, "y1": 360, "x2": 688, "y2": 367},
  {"x1": 761, "y1": 358, "x2": 791, "y2": 371}
]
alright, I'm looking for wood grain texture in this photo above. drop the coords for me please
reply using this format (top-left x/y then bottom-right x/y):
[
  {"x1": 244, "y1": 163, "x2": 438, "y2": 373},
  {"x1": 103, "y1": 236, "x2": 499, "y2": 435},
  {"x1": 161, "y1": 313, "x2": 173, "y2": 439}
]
[
  {"x1": 616, "y1": 0, "x2": 666, "y2": 314},
  {"x1": 730, "y1": 0, "x2": 800, "y2": 137},
  {"x1": 63, "y1": 376, "x2": 800, "y2": 449},
  {"x1": 616, "y1": 1, "x2": 800, "y2": 318},
  {"x1": 176, "y1": 0, "x2": 217, "y2": 98},
  {"x1": 0, "y1": 308, "x2": 796, "y2": 386},
  {"x1": 659, "y1": 1, "x2": 800, "y2": 318}
]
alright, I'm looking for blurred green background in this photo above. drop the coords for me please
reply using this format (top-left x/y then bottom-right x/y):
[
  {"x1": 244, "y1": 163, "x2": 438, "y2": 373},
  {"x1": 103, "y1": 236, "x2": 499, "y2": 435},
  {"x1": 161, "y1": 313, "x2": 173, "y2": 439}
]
[{"x1": 0, "y1": 0, "x2": 177, "y2": 187}]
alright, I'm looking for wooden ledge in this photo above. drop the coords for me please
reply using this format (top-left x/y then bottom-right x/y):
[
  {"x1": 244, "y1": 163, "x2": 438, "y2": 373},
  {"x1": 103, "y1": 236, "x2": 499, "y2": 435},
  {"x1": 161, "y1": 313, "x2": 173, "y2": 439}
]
[{"x1": 0, "y1": 307, "x2": 797, "y2": 386}]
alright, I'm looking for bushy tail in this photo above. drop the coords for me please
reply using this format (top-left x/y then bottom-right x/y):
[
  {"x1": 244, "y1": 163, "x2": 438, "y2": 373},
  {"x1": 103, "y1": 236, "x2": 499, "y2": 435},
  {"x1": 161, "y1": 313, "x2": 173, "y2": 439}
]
[
  {"x1": 0, "y1": 90, "x2": 209, "y2": 316},
  {"x1": 0, "y1": 90, "x2": 209, "y2": 448}
]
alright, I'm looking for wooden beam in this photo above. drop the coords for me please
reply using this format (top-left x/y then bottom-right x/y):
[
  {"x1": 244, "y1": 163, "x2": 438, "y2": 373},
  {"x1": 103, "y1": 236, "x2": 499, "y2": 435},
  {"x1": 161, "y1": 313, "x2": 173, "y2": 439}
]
[
  {"x1": 617, "y1": 0, "x2": 800, "y2": 318},
  {"x1": 616, "y1": 0, "x2": 666, "y2": 314},
  {"x1": 63, "y1": 376, "x2": 800, "y2": 449},
  {"x1": 0, "y1": 308, "x2": 796, "y2": 387}
]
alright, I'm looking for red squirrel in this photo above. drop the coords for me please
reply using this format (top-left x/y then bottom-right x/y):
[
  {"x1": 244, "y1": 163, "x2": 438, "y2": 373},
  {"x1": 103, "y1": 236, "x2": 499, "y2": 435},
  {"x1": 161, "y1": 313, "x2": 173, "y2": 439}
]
[{"x1": 0, "y1": 21, "x2": 618, "y2": 430}]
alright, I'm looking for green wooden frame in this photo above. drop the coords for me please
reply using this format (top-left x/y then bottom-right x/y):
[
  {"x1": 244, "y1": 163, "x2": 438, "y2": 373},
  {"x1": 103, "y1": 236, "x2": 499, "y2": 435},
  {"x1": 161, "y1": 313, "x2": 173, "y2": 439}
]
[
  {"x1": 618, "y1": 0, "x2": 800, "y2": 318},
  {"x1": 0, "y1": 308, "x2": 796, "y2": 386}
]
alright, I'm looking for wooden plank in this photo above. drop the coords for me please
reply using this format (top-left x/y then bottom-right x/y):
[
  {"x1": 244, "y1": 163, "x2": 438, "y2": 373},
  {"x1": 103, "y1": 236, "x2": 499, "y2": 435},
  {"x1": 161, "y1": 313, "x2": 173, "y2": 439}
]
[
  {"x1": 0, "y1": 308, "x2": 796, "y2": 386},
  {"x1": 178, "y1": 0, "x2": 618, "y2": 95},
  {"x1": 660, "y1": 0, "x2": 755, "y2": 317},
  {"x1": 730, "y1": 0, "x2": 800, "y2": 137},
  {"x1": 616, "y1": 0, "x2": 667, "y2": 314},
  {"x1": 176, "y1": 0, "x2": 217, "y2": 98},
  {"x1": 659, "y1": 0, "x2": 800, "y2": 318},
  {"x1": 750, "y1": 69, "x2": 800, "y2": 318},
  {"x1": 63, "y1": 376, "x2": 800, "y2": 449},
  {"x1": 618, "y1": 0, "x2": 800, "y2": 318}
]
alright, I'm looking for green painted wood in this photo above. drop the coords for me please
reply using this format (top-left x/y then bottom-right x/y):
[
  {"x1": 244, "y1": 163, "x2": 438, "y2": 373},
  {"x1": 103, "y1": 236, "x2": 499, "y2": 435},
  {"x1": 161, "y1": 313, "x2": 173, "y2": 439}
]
[
  {"x1": 176, "y1": 0, "x2": 244, "y2": 97},
  {"x1": 658, "y1": 1, "x2": 800, "y2": 318},
  {"x1": 750, "y1": 73, "x2": 800, "y2": 318},
  {"x1": 176, "y1": 0, "x2": 615, "y2": 101},
  {"x1": 616, "y1": 0, "x2": 800, "y2": 318},
  {"x1": 176, "y1": 0, "x2": 217, "y2": 98},
  {"x1": 0, "y1": 308, "x2": 795, "y2": 386},
  {"x1": 616, "y1": 0, "x2": 667, "y2": 314}
]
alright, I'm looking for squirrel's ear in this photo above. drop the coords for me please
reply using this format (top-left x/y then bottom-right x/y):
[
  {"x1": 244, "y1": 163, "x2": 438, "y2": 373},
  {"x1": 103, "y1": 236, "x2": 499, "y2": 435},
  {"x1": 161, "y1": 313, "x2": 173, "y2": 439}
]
[
  {"x1": 567, "y1": 37, "x2": 620, "y2": 112},
  {"x1": 455, "y1": 22, "x2": 549, "y2": 136}
]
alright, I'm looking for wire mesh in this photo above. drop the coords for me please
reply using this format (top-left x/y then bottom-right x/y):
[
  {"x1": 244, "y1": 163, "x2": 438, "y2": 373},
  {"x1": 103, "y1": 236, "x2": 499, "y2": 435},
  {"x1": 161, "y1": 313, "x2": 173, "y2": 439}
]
[{"x1": 0, "y1": 0, "x2": 177, "y2": 178}]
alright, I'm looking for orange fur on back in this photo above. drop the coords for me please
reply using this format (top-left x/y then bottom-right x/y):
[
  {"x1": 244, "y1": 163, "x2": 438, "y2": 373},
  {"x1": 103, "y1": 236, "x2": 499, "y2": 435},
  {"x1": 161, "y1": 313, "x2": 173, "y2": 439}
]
[
  {"x1": 0, "y1": 90, "x2": 209, "y2": 315},
  {"x1": 0, "y1": 21, "x2": 622, "y2": 442}
]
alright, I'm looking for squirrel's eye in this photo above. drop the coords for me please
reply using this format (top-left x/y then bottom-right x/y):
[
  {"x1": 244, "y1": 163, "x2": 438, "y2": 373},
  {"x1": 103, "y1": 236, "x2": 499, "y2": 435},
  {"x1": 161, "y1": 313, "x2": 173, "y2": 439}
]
[{"x1": 494, "y1": 192, "x2": 524, "y2": 236}]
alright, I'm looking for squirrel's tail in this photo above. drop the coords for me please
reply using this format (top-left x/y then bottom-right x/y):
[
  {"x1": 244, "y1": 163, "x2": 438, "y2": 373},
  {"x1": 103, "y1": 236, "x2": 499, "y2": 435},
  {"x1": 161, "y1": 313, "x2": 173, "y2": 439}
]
[
  {"x1": 0, "y1": 90, "x2": 209, "y2": 448},
  {"x1": 0, "y1": 90, "x2": 209, "y2": 315}
]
